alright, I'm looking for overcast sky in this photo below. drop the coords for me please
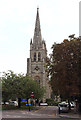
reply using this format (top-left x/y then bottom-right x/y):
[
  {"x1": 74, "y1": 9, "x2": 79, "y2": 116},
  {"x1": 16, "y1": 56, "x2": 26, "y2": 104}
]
[{"x1": 0, "y1": 0, "x2": 80, "y2": 75}]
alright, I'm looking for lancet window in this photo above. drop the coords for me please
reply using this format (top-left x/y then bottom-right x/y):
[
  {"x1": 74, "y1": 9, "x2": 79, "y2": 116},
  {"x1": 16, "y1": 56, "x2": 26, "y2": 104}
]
[
  {"x1": 34, "y1": 52, "x2": 36, "y2": 61},
  {"x1": 38, "y1": 52, "x2": 41, "y2": 61}
]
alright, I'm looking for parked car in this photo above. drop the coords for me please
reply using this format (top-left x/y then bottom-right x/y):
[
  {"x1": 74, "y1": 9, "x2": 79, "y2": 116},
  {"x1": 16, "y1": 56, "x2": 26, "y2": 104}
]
[
  {"x1": 5, "y1": 102, "x2": 9, "y2": 105},
  {"x1": 40, "y1": 103, "x2": 48, "y2": 106},
  {"x1": 9, "y1": 101, "x2": 18, "y2": 106},
  {"x1": 70, "y1": 101, "x2": 75, "y2": 108},
  {"x1": 1, "y1": 102, "x2": 9, "y2": 105},
  {"x1": 58, "y1": 102, "x2": 69, "y2": 113},
  {"x1": 1, "y1": 102, "x2": 4, "y2": 105}
]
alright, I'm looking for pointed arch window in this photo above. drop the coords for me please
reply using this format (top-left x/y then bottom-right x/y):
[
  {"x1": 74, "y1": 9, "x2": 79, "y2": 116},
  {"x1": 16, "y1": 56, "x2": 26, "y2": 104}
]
[
  {"x1": 34, "y1": 52, "x2": 36, "y2": 61},
  {"x1": 38, "y1": 52, "x2": 41, "y2": 61}
]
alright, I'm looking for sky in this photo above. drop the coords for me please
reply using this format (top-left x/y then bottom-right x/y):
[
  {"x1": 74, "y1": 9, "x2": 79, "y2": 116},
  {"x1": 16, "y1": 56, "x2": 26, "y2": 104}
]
[{"x1": 0, "y1": 0, "x2": 80, "y2": 76}]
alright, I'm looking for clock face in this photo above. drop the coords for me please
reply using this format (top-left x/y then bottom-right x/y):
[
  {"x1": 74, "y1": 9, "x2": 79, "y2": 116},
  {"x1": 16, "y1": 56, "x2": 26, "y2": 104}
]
[{"x1": 35, "y1": 66, "x2": 39, "y2": 71}]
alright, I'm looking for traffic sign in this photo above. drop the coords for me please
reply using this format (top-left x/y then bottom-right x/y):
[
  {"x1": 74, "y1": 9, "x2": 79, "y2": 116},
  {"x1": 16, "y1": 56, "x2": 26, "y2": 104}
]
[{"x1": 31, "y1": 92, "x2": 34, "y2": 98}]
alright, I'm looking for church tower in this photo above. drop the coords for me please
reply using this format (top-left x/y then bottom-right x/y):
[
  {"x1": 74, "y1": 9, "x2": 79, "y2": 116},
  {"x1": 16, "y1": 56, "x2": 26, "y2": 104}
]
[{"x1": 27, "y1": 8, "x2": 51, "y2": 102}]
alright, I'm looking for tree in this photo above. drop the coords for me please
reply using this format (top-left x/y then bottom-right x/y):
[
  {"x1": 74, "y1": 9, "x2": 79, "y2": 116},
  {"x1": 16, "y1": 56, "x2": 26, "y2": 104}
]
[
  {"x1": 2, "y1": 70, "x2": 45, "y2": 102},
  {"x1": 46, "y1": 36, "x2": 81, "y2": 102}
]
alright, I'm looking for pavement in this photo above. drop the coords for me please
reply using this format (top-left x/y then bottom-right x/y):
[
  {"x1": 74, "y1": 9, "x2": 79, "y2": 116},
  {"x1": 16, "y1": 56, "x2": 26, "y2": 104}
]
[
  {"x1": 58, "y1": 109, "x2": 81, "y2": 119},
  {"x1": 32, "y1": 106, "x2": 81, "y2": 119},
  {"x1": 2, "y1": 106, "x2": 81, "y2": 119},
  {"x1": 35, "y1": 106, "x2": 81, "y2": 119}
]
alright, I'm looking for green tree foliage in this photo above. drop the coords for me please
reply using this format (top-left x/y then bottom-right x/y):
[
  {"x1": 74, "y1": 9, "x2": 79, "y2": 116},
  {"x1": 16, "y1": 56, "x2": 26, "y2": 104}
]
[
  {"x1": 2, "y1": 70, "x2": 45, "y2": 102},
  {"x1": 46, "y1": 37, "x2": 81, "y2": 100}
]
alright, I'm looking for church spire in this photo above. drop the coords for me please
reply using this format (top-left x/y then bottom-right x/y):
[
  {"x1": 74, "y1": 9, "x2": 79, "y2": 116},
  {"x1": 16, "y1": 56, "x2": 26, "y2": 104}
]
[
  {"x1": 35, "y1": 7, "x2": 40, "y2": 30},
  {"x1": 33, "y1": 8, "x2": 42, "y2": 46}
]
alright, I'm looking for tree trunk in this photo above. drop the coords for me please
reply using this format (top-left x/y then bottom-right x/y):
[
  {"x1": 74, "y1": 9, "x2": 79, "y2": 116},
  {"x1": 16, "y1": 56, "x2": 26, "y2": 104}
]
[
  {"x1": 78, "y1": 96, "x2": 81, "y2": 114},
  {"x1": 18, "y1": 98, "x2": 21, "y2": 108}
]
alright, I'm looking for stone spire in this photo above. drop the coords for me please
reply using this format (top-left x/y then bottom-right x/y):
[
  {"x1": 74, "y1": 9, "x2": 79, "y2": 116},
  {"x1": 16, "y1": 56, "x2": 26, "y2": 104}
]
[{"x1": 33, "y1": 8, "x2": 42, "y2": 47}]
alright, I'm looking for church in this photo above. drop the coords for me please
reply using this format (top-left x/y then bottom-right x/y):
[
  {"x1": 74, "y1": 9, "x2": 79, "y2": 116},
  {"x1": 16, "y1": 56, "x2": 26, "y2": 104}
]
[{"x1": 27, "y1": 8, "x2": 51, "y2": 102}]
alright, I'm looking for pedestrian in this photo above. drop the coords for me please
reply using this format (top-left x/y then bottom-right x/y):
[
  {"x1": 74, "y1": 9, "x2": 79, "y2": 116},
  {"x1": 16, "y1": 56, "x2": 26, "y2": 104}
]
[
  {"x1": 28, "y1": 98, "x2": 31, "y2": 111},
  {"x1": 38, "y1": 98, "x2": 41, "y2": 106}
]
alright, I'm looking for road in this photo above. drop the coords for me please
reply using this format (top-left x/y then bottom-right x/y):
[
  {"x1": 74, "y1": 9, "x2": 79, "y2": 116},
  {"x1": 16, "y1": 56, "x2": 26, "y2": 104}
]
[
  {"x1": 2, "y1": 106, "x2": 81, "y2": 119},
  {"x1": 2, "y1": 106, "x2": 58, "y2": 118}
]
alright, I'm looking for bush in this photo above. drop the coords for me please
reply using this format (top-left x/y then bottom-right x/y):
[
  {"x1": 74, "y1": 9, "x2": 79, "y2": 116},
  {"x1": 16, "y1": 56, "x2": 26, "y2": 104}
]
[
  {"x1": 46, "y1": 99, "x2": 60, "y2": 106},
  {"x1": 2, "y1": 105, "x2": 18, "y2": 110},
  {"x1": 2, "y1": 104, "x2": 34, "y2": 110}
]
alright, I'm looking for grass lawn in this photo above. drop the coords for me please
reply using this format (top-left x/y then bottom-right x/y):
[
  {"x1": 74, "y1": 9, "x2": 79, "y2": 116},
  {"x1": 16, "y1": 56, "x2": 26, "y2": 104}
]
[{"x1": 2, "y1": 105, "x2": 37, "y2": 110}]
